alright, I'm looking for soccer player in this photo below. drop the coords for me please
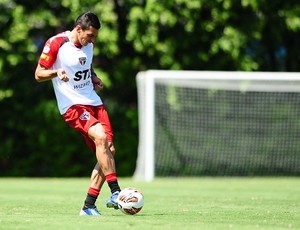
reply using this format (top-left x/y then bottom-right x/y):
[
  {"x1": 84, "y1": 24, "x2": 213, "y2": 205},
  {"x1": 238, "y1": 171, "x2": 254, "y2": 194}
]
[{"x1": 34, "y1": 12, "x2": 121, "y2": 216}]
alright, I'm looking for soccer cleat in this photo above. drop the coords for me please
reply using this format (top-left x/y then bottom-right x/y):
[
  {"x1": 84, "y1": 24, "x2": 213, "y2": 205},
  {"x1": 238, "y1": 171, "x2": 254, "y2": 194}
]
[
  {"x1": 106, "y1": 191, "x2": 120, "y2": 209},
  {"x1": 79, "y1": 206, "x2": 101, "y2": 216}
]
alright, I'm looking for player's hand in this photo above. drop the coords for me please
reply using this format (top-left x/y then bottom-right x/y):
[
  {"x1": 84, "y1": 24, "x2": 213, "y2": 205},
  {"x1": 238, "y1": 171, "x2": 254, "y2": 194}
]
[
  {"x1": 57, "y1": 68, "x2": 69, "y2": 82},
  {"x1": 92, "y1": 75, "x2": 104, "y2": 91}
]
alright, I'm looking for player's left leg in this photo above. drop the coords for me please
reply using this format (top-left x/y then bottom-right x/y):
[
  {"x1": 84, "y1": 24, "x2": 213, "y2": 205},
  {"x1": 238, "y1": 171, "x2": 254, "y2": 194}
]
[{"x1": 88, "y1": 122, "x2": 121, "y2": 209}]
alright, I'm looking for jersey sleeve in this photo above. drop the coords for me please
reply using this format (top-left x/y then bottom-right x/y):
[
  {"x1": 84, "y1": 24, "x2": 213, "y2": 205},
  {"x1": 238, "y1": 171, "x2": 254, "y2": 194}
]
[{"x1": 38, "y1": 37, "x2": 61, "y2": 69}]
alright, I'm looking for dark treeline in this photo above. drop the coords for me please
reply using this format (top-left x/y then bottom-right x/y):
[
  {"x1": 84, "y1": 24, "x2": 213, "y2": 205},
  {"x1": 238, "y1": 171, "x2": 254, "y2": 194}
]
[{"x1": 1, "y1": 0, "x2": 300, "y2": 176}]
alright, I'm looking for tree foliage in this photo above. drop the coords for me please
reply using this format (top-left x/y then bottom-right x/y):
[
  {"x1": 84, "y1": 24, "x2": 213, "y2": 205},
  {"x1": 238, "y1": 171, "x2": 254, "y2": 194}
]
[{"x1": 1, "y1": 0, "x2": 300, "y2": 176}]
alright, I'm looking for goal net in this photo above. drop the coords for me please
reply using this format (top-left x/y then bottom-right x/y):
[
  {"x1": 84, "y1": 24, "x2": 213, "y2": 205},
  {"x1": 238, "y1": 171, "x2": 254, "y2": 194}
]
[{"x1": 133, "y1": 70, "x2": 300, "y2": 181}]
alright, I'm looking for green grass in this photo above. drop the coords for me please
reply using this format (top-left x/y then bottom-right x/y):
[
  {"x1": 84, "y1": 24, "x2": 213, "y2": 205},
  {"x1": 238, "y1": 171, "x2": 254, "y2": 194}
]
[{"x1": 0, "y1": 177, "x2": 299, "y2": 230}]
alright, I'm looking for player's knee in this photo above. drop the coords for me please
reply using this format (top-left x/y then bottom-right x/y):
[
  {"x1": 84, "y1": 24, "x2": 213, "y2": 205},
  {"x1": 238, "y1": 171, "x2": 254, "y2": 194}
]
[{"x1": 93, "y1": 131, "x2": 108, "y2": 147}]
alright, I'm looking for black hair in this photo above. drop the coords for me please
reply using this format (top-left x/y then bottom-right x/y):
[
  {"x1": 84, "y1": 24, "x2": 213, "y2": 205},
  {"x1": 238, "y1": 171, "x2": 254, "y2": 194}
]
[{"x1": 74, "y1": 11, "x2": 101, "y2": 30}]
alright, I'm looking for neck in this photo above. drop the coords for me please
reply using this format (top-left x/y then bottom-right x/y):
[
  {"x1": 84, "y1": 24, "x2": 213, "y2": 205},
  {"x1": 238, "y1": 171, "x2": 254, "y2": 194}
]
[{"x1": 69, "y1": 29, "x2": 82, "y2": 48}]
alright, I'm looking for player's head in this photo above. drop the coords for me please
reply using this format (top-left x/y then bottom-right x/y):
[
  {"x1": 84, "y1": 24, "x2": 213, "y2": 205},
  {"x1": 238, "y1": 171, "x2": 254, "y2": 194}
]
[
  {"x1": 74, "y1": 12, "x2": 100, "y2": 46},
  {"x1": 74, "y1": 11, "x2": 101, "y2": 30}
]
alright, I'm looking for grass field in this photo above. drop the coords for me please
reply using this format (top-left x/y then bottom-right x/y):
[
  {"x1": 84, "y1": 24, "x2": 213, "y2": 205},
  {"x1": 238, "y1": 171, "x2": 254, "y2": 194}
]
[{"x1": 0, "y1": 177, "x2": 299, "y2": 230}]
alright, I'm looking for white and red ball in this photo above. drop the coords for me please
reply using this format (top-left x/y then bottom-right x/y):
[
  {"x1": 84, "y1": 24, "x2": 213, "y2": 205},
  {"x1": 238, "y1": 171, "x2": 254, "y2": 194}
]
[{"x1": 117, "y1": 187, "x2": 144, "y2": 215}]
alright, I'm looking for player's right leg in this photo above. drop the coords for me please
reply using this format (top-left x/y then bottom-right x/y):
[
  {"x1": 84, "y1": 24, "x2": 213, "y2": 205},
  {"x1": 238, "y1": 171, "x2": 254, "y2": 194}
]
[
  {"x1": 62, "y1": 105, "x2": 106, "y2": 215},
  {"x1": 80, "y1": 163, "x2": 105, "y2": 216},
  {"x1": 62, "y1": 105, "x2": 121, "y2": 213}
]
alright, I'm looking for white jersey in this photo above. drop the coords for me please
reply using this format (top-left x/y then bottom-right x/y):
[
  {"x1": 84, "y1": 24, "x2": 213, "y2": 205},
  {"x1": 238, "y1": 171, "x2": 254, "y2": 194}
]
[{"x1": 39, "y1": 31, "x2": 102, "y2": 114}]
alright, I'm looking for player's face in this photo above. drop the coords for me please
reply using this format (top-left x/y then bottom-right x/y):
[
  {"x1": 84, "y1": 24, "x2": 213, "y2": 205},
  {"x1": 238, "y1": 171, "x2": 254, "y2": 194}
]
[{"x1": 78, "y1": 26, "x2": 98, "y2": 46}]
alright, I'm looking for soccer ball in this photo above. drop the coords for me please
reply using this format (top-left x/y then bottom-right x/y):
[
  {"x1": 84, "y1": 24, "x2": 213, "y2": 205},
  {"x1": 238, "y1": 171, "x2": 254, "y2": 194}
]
[{"x1": 117, "y1": 187, "x2": 144, "y2": 215}]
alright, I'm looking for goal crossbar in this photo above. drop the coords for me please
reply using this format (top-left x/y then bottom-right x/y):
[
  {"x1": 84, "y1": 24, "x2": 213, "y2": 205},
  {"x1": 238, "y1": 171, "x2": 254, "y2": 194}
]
[{"x1": 133, "y1": 70, "x2": 300, "y2": 181}]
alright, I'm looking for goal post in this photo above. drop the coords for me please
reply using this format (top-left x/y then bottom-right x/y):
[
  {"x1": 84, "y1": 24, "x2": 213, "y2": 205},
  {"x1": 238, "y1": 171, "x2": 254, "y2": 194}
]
[
  {"x1": 134, "y1": 71, "x2": 156, "y2": 182},
  {"x1": 133, "y1": 70, "x2": 300, "y2": 181}
]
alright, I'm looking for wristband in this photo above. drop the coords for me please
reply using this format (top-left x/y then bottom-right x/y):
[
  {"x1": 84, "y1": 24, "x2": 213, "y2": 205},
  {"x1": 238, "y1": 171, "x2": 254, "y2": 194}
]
[{"x1": 91, "y1": 71, "x2": 97, "y2": 76}]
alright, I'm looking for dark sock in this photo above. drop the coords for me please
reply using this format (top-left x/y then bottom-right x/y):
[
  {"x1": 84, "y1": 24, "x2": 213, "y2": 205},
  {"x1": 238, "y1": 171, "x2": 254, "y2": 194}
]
[
  {"x1": 106, "y1": 173, "x2": 121, "y2": 194},
  {"x1": 108, "y1": 180, "x2": 121, "y2": 194},
  {"x1": 83, "y1": 194, "x2": 97, "y2": 209},
  {"x1": 83, "y1": 187, "x2": 100, "y2": 209}
]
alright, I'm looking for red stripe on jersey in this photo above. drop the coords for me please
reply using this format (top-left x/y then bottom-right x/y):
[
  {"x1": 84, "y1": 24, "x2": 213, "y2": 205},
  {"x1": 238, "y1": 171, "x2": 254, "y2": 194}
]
[{"x1": 38, "y1": 32, "x2": 69, "y2": 69}]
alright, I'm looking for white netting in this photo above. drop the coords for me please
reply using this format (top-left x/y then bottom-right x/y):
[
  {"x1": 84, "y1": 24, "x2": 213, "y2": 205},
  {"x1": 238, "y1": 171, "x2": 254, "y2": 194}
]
[{"x1": 134, "y1": 71, "x2": 300, "y2": 180}]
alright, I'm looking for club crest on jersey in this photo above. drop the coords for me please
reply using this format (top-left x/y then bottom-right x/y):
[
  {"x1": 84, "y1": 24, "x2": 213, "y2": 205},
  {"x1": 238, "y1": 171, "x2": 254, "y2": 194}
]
[
  {"x1": 80, "y1": 111, "x2": 90, "y2": 120},
  {"x1": 42, "y1": 44, "x2": 50, "y2": 54},
  {"x1": 79, "y1": 57, "x2": 86, "y2": 65}
]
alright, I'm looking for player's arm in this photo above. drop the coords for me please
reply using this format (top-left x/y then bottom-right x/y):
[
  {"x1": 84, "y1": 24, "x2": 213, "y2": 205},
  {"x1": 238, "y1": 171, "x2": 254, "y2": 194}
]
[
  {"x1": 90, "y1": 64, "x2": 103, "y2": 90},
  {"x1": 35, "y1": 63, "x2": 69, "y2": 83},
  {"x1": 35, "y1": 36, "x2": 69, "y2": 83}
]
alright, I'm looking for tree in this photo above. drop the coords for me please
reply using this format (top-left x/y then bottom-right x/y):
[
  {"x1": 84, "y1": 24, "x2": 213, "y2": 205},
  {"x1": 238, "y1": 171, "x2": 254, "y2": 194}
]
[{"x1": 1, "y1": 0, "x2": 300, "y2": 176}]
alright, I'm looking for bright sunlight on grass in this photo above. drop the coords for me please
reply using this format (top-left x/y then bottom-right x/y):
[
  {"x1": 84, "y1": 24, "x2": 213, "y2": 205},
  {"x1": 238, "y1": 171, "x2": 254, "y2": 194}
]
[{"x1": 0, "y1": 177, "x2": 299, "y2": 230}]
